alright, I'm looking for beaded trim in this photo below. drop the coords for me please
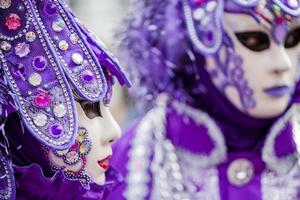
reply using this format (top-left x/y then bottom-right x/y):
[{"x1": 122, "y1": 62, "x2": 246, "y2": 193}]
[{"x1": 0, "y1": 152, "x2": 15, "y2": 200}]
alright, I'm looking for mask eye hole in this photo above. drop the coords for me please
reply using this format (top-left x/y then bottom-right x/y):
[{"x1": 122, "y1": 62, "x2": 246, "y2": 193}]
[
  {"x1": 235, "y1": 31, "x2": 270, "y2": 52},
  {"x1": 78, "y1": 100, "x2": 103, "y2": 119},
  {"x1": 284, "y1": 27, "x2": 300, "y2": 49}
]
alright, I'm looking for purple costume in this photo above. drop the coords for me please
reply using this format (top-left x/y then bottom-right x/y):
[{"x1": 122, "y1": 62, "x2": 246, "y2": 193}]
[
  {"x1": 107, "y1": 0, "x2": 300, "y2": 199},
  {"x1": 0, "y1": 0, "x2": 129, "y2": 199}
]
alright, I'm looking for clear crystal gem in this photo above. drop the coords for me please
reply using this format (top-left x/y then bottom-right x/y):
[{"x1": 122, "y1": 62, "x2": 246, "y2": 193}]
[
  {"x1": 0, "y1": 41, "x2": 11, "y2": 51},
  {"x1": 193, "y1": 8, "x2": 205, "y2": 21},
  {"x1": 53, "y1": 104, "x2": 67, "y2": 118},
  {"x1": 70, "y1": 34, "x2": 79, "y2": 44},
  {"x1": 52, "y1": 19, "x2": 65, "y2": 32},
  {"x1": 0, "y1": 0, "x2": 11, "y2": 9},
  {"x1": 26, "y1": 31, "x2": 36, "y2": 42},
  {"x1": 71, "y1": 52, "x2": 84, "y2": 65},
  {"x1": 28, "y1": 73, "x2": 42, "y2": 86},
  {"x1": 33, "y1": 113, "x2": 47, "y2": 127},
  {"x1": 58, "y1": 40, "x2": 69, "y2": 51}
]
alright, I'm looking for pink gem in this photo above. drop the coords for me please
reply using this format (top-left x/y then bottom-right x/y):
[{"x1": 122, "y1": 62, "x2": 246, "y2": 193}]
[
  {"x1": 34, "y1": 92, "x2": 51, "y2": 108},
  {"x1": 70, "y1": 141, "x2": 80, "y2": 150},
  {"x1": 195, "y1": 0, "x2": 207, "y2": 5},
  {"x1": 4, "y1": 13, "x2": 21, "y2": 30}
]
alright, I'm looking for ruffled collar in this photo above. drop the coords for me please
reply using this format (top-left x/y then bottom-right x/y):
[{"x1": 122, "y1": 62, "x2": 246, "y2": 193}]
[{"x1": 166, "y1": 100, "x2": 300, "y2": 174}]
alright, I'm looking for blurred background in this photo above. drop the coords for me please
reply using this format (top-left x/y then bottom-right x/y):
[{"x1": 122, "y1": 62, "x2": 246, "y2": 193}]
[{"x1": 65, "y1": 0, "x2": 137, "y2": 128}]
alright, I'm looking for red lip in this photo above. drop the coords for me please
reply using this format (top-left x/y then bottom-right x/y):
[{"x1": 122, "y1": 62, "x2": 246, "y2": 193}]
[{"x1": 97, "y1": 156, "x2": 111, "y2": 170}]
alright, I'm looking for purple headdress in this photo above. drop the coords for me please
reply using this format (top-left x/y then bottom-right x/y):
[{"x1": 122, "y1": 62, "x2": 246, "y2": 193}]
[
  {"x1": 0, "y1": 0, "x2": 130, "y2": 199},
  {"x1": 119, "y1": 0, "x2": 300, "y2": 109}
]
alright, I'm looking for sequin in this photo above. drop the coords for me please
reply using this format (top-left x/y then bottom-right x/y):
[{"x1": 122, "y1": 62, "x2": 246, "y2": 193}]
[
  {"x1": 0, "y1": 41, "x2": 11, "y2": 51},
  {"x1": 32, "y1": 56, "x2": 47, "y2": 71},
  {"x1": 34, "y1": 92, "x2": 51, "y2": 108},
  {"x1": 58, "y1": 40, "x2": 69, "y2": 51},
  {"x1": 33, "y1": 113, "x2": 47, "y2": 127},
  {"x1": 28, "y1": 73, "x2": 42, "y2": 86},
  {"x1": 4, "y1": 13, "x2": 21, "y2": 30},
  {"x1": 52, "y1": 19, "x2": 65, "y2": 32},
  {"x1": 0, "y1": 0, "x2": 11, "y2": 9},
  {"x1": 26, "y1": 31, "x2": 37, "y2": 42},
  {"x1": 71, "y1": 52, "x2": 84, "y2": 65},
  {"x1": 15, "y1": 42, "x2": 30, "y2": 58},
  {"x1": 53, "y1": 104, "x2": 67, "y2": 118}
]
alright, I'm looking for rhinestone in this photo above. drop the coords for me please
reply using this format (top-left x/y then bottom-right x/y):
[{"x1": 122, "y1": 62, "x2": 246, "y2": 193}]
[
  {"x1": 15, "y1": 42, "x2": 30, "y2": 58},
  {"x1": 71, "y1": 52, "x2": 84, "y2": 65},
  {"x1": 227, "y1": 158, "x2": 254, "y2": 187},
  {"x1": 49, "y1": 123, "x2": 63, "y2": 137},
  {"x1": 79, "y1": 140, "x2": 91, "y2": 156},
  {"x1": 28, "y1": 73, "x2": 42, "y2": 86},
  {"x1": 53, "y1": 104, "x2": 67, "y2": 118},
  {"x1": 4, "y1": 13, "x2": 21, "y2": 30},
  {"x1": 33, "y1": 113, "x2": 47, "y2": 127},
  {"x1": 205, "y1": 1, "x2": 217, "y2": 12},
  {"x1": 32, "y1": 56, "x2": 47, "y2": 71},
  {"x1": 70, "y1": 34, "x2": 79, "y2": 44},
  {"x1": 193, "y1": 8, "x2": 205, "y2": 21},
  {"x1": 52, "y1": 19, "x2": 65, "y2": 32},
  {"x1": 34, "y1": 92, "x2": 51, "y2": 108},
  {"x1": 58, "y1": 40, "x2": 69, "y2": 51},
  {"x1": 26, "y1": 31, "x2": 36, "y2": 42},
  {"x1": 0, "y1": 0, "x2": 11, "y2": 9},
  {"x1": 0, "y1": 41, "x2": 11, "y2": 51}
]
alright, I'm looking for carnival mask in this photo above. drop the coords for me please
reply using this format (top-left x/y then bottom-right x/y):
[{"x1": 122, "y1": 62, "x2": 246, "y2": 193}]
[
  {"x1": 184, "y1": 0, "x2": 300, "y2": 118},
  {"x1": 45, "y1": 101, "x2": 121, "y2": 187}
]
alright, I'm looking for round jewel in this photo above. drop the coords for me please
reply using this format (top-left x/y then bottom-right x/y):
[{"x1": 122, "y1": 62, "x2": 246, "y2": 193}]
[
  {"x1": 26, "y1": 31, "x2": 37, "y2": 42},
  {"x1": 33, "y1": 113, "x2": 47, "y2": 127},
  {"x1": 71, "y1": 52, "x2": 84, "y2": 65},
  {"x1": 34, "y1": 92, "x2": 51, "y2": 108},
  {"x1": 52, "y1": 19, "x2": 65, "y2": 32},
  {"x1": 227, "y1": 158, "x2": 254, "y2": 187},
  {"x1": 193, "y1": 8, "x2": 205, "y2": 21},
  {"x1": 32, "y1": 56, "x2": 47, "y2": 71},
  {"x1": 0, "y1": 41, "x2": 11, "y2": 51},
  {"x1": 49, "y1": 123, "x2": 63, "y2": 137},
  {"x1": 70, "y1": 34, "x2": 79, "y2": 44},
  {"x1": 79, "y1": 140, "x2": 92, "y2": 156},
  {"x1": 58, "y1": 40, "x2": 69, "y2": 51},
  {"x1": 205, "y1": 1, "x2": 217, "y2": 12},
  {"x1": 28, "y1": 73, "x2": 42, "y2": 86},
  {"x1": 0, "y1": 0, "x2": 11, "y2": 9},
  {"x1": 53, "y1": 104, "x2": 67, "y2": 118}
]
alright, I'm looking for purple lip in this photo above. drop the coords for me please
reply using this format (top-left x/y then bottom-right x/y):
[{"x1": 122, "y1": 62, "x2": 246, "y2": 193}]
[{"x1": 263, "y1": 85, "x2": 291, "y2": 98}]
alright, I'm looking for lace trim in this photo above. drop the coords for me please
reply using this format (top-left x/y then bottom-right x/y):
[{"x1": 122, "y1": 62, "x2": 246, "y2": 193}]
[
  {"x1": 261, "y1": 162, "x2": 300, "y2": 200},
  {"x1": 262, "y1": 105, "x2": 300, "y2": 174}
]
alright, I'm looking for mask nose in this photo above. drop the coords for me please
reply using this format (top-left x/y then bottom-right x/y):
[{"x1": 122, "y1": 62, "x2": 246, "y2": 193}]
[
  {"x1": 270, "y1": 46, "x2": 292, "y2": 76},
  {"x1": 100, "y1": 108, "x2": 121, "y2": 145}
]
